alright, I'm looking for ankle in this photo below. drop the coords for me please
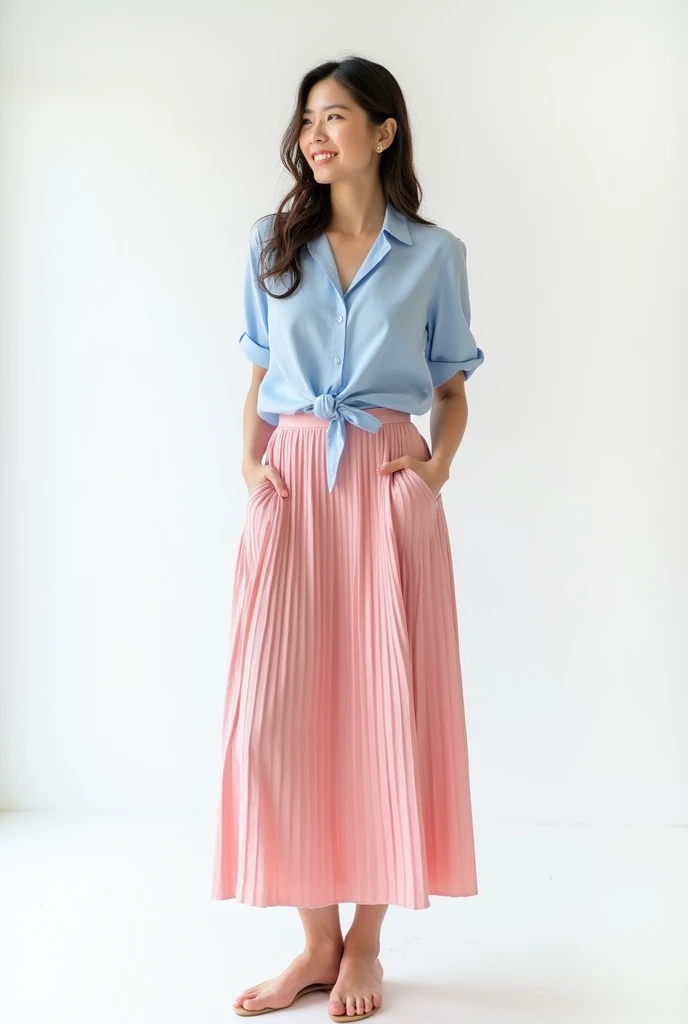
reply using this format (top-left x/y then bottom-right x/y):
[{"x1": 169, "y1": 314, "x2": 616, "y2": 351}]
[
  {"x1": 343, "y1": 935, "x2": 380, "y2": 958},
  {"x1": 303, "y1": 938, "x2": 344, "y2": 959}
]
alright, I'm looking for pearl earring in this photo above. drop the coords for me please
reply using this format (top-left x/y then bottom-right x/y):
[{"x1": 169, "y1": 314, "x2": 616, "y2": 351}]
[{"x1": 376, "y1": 145, "x2": 383, "y2": 152}]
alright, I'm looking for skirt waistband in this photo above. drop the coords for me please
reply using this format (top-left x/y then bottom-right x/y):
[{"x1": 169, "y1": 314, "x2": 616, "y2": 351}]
[{"x1": 277, "y1": 407, "x2": 411, "y2": 430}]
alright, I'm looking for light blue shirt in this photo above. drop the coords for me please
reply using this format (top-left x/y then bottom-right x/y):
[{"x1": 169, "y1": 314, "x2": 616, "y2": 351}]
[{"x1": 239, "y1": 199, "x2": 484, "y2": 491}]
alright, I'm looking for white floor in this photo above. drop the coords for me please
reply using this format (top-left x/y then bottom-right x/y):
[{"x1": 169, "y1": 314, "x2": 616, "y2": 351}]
[{"x1": 0, "y1": 813, "x2": 685, "y2": 1024}]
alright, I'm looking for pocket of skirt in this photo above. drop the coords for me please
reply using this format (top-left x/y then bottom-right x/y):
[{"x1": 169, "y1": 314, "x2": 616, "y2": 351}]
[
  {"x1": 413, "y1": 434, "x2": 442, "y2": 503},
  {"x1": 246, "y1": 479, "x2": 275, "y2": 504},
  {"x1": 404, "y1": 466, "x2": 440, "y2": 504}
]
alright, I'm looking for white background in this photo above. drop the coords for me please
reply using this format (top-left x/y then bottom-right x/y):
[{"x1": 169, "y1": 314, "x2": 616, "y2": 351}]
[
  {"x1": 1, "y1": 2, "x2": 686, "y2": 826},
  {"x1": 2, "y1": 5, "x2": 687, "y2": 1023}
]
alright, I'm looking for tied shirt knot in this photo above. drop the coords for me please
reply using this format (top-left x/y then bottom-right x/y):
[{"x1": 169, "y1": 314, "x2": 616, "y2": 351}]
[{"x1": 311, "y1": 393, "x2": 383, "y2": 492}]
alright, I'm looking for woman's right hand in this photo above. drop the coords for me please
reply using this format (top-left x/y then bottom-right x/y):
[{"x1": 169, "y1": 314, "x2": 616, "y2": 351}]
[{"x1": 242, "y1": 459, "x2": 289, "y2": 499}]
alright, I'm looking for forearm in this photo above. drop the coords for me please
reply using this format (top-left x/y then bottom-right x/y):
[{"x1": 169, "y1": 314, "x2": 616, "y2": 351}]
[
  {"x1": 241, "y1": 382, "x2": 276, "y2": 473},
  {"x1": 428, "y1": 392, "x2": 468, "y2": 481}
]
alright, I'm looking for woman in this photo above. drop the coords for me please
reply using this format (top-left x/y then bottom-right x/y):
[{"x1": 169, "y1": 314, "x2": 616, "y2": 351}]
[{"x1": 212, "y1": 55, "x2": 484, "y2": 1022}]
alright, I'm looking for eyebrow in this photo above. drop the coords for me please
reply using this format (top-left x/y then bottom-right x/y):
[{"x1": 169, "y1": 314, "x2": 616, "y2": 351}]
[{"x1": 302, "y1": 104, "x2": 351, "y2": 114}]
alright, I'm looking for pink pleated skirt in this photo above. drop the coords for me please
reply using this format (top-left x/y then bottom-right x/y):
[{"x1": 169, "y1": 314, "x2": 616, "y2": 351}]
[{"x1": 211, "y1": 407, "x2": 478, "y2": 909}]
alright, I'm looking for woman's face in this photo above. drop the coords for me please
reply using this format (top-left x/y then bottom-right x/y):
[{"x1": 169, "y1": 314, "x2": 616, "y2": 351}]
[{"x1": 299, "y1": 78, "x2": 391, "y2": 182}]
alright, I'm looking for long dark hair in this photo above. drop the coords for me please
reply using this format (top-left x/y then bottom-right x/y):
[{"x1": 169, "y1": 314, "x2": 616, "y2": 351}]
[{"x1": 255, "y1": 55, "x2": 436, "y2": 299}]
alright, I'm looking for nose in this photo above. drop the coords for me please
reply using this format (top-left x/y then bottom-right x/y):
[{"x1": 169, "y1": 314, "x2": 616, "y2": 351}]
[{"x1": 306, "y1": 115, "x2": 329, "y2": 140}]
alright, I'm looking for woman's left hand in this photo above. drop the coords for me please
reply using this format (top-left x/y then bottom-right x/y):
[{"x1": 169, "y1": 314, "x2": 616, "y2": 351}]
[{"x1": 377, "y1": 455, "x2": 448, "y2": 498}]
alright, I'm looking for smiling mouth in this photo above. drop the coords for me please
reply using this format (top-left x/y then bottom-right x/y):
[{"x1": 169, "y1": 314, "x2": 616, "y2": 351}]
[{"x1": 313, "y1": 153, "x2": 338, "y2": 164}]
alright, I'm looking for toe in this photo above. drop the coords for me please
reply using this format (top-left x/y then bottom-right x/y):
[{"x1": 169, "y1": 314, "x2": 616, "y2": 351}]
[{"x1": 328, "y1": 992, "x2": 346, "y2": 1014}]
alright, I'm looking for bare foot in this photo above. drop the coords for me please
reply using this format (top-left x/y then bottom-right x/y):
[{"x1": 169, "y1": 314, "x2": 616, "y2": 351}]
[
  {"x1": 233, "y1": 945, "x2": 343, "y2": 1014},
  {"x1": 328, "y1": 943, "x2": 384, "y2": 1018}
]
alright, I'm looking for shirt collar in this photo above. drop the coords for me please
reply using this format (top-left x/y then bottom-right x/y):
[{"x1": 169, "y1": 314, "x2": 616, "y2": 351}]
[
  {"x1": 305, "y1": 199, "x2": 413, "y2": 299},
  {"x1": 381, "y1": 200, "x2": 413, "y2": 245}
]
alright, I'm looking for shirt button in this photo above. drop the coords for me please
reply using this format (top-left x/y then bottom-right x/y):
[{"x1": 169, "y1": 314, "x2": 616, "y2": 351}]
[
  {"x1": 333, "y1": 357, "x2": 341, "y2": 365},
  {"x1": 336, "y1": 315, "x2": 343, "y2": 323}
]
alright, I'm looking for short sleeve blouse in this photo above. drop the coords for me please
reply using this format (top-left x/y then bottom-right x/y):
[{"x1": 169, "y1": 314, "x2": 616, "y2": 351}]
[{"x1": 238, "y1": 200, "x2": 484, "y2": 491}]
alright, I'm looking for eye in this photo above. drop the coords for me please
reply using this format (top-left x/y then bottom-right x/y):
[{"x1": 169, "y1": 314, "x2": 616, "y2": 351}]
[{"x1": 301, "y1": 113, "x2": 342, "y2": 125}]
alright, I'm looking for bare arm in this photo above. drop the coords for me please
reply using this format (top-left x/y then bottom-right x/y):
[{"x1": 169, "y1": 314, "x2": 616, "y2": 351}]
[
  {"x1": 376, "y1": 369, "x2": 468, "y2": 497},
  {"x1": 427, "y1": 368, "x2": 469, "y2": 483},
  {"x1": 241, "y1": 364, "x2": 289, "y2": 498}
]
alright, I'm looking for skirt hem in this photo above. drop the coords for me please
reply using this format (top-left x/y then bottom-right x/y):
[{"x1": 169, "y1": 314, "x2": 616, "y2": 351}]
[{"x1": 210, "y1": 888, "x2": 479, "y2": 910}]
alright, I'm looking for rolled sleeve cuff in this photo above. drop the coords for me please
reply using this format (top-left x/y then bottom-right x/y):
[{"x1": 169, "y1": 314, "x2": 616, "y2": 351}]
[
  {"x1": 427, "y1": 348, "x2": 485, "y2": 388},
  {"x1": 239, "y1": 331, "x2": 270, "y2": 369}
]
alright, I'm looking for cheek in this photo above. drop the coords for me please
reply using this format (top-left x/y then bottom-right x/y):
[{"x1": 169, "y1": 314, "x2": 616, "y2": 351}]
[{"x1": 333, "y1": 130, "x2": 369, "y2": 161}]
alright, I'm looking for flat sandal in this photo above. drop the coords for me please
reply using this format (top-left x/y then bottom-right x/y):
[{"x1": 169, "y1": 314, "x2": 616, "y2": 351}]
[{"x1": 233, "y1": 982, "x2": 333, "y2": 1016}]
